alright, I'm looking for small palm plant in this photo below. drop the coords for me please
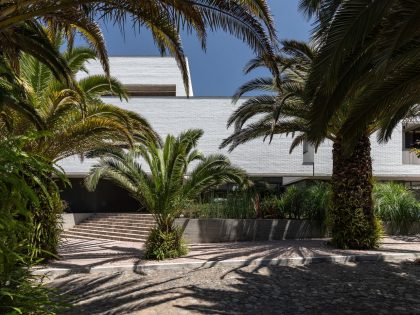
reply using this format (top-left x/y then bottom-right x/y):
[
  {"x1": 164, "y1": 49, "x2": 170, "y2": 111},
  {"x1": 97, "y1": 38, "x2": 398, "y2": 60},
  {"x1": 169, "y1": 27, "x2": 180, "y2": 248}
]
[{"x1": 85, "y1": 129, "x2": 248, "y2": 259}]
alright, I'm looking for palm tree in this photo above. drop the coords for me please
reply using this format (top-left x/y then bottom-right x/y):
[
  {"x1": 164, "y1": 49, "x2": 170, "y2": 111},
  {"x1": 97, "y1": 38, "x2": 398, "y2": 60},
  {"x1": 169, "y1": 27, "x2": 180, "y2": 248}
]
[
  {"x1": 0, "y1": 45, "x2": 157, "y2": 257},
  {"x1": 0, "y1": 45, "x2": 157, "y2": 163},
  {"x1": 296, "y1": 0, "x2": 419, "y2": 247},
  {"x1": 222, "y1": 40, "x2": 382, "y2": 249},
  {"x1": 0, "y1": 0, "x2": 280, "y2": 95},
  {"x1": 297, "y1": 0, "x2": 420, "y2": 146},
  {"x1": 85, "y1": 129, "x2": 248, "y2": 259}
]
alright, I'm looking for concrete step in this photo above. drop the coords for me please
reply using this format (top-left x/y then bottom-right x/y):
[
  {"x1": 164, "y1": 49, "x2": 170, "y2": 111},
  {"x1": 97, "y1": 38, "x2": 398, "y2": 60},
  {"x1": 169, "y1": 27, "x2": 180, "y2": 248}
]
[
  {"x1": 73, "y1": 225, "x2": 151, "y2": 235},
  {"x1": 63, "y1": 213, "x2": 156, "y2": 243},
  {"x1": 70, "y1": 228, "x2": 149, "y2": 239},
  {"x1": 61, "y1": 231, "x2": 147, "y2": 242},
  {"x1": 77, "y1": 222, "x2": 156, "y2": 230},
  {"x1": 93, "y1": 213, "x2": 154, "y2": 218},
  {"x1": 85, "y1": 219, "x2": 156, "y2": 225},
  {"x1": 87, "y1": 214, "x2": 155, "y2": 220}
]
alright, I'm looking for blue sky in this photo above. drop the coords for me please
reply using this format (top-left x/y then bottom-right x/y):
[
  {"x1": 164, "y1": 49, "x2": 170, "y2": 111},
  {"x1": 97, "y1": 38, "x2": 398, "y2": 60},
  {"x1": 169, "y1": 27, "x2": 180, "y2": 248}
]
[{"x1": 92, "y1": 1, "x2": 312, "y2": 96}]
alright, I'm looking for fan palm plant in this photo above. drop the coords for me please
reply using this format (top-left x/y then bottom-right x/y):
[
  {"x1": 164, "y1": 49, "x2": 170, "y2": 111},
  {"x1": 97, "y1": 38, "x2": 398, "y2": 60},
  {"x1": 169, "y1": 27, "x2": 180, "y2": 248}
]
[
  {"x1": 222, "y1": 40, "x2": 382, "y2": 249},
  {"x1": 85, "y1": 129, "x2": 248, "y2": 259},
  {"x1": 0, "y1": 0, "x2": 280, "y2": 95}
]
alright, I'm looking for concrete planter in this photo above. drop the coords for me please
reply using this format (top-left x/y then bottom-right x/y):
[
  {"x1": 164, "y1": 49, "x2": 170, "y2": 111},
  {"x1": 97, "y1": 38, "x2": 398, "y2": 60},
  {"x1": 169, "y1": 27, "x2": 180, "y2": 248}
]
[
  {"x1": 382, "y1": 222, "x2": 420, "y2": 235},
  {"x1": 175, "y1": 218, "x2": 325, "y2": 243}
]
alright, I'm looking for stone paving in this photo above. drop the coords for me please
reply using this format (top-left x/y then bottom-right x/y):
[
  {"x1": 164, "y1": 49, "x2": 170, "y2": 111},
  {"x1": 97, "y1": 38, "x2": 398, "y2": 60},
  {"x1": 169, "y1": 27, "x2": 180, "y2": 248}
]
[{"x1": 46, "y1": 260, "x2": 420, "y2": 315}]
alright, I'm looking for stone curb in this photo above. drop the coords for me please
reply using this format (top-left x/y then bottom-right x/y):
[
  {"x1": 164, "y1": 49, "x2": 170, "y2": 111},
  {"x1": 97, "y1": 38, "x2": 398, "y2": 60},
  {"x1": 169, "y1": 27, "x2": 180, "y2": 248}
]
[{"x1": 32, "y1": 252, "x2": 420, "y2": 276}]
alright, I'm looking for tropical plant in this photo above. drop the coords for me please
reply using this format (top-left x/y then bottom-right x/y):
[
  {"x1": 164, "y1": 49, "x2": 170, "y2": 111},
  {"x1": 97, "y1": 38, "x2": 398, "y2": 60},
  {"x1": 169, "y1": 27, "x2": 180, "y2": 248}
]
[
  {"x1": 183, "y1": 190, "x2": 256, "y2": 219},
  {"x1": 0, "y1": 0, "x2": 280, "y2": 95},
  {"x1": 0, "y1": 136, "x2": 68, "y2": 314},
  {"x1": 298, "y1": 0, "x2": 420, "y2": 147},
  {"x1": 0, "y1": 20, "x2": 74, "y2": 88},
  {"x1": 222, "y1": 40, "x2": 382, "y2": 249},
  {"x1": 303, "y1": 182, "x2": 331, "y2": 224},
  {"x1": 277, "y1": 185, "x2": 307, "y2": 220},
  {"x1": 373, "y1": 182, "x2": 420, "y2": 235},
  {"x1": 298, "y1": 0, "x2": 420, "y2": 247},
  {"x1": 85, "y1": 129, "x2": 249, "y2": 259},
  {"x1": 0, "y1": 44, "x2": 157, "y2": 162},
  {"x1": 260, "y1": 195, "x2": 282, "y2": 218},
  {"x1": 0, "y1": 44, "x2": 157, "y2": 258}
]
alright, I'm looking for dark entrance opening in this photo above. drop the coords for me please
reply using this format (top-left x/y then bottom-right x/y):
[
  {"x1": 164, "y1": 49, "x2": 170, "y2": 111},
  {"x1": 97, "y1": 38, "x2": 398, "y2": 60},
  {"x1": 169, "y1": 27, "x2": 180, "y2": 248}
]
[{"x1": 60, "y1": 178, "x2": 142, "y2": 213}]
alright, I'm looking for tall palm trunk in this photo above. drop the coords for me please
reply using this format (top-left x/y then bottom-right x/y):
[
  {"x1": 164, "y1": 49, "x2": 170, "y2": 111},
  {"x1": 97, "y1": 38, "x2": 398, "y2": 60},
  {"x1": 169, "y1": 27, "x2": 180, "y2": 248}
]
[{"x1": 330, "y1": 132, "x2": 381, "y2": 249}]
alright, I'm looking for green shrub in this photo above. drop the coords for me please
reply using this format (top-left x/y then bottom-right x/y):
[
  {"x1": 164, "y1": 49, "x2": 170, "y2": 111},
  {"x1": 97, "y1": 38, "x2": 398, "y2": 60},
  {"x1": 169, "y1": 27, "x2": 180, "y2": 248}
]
[
  {"x1": 303, "y1": 182, "x2": 331, "y2": 222},
  {"x1": 373, "y1": 182, "x2": 420, "y2": 234},
  {"x1": 278, "y1": 185, "x2": 308, "y2": 219},
  {"x1": 260, "y1": 195, "x2": 283, "y2": 218},
  {"x1": 144, "y1": 227, "x2": 188, "y2": 260},
  {"x1": 0, "y1": 137, "x2": 68, "y2": 314},
  {"x1": 277, "y1": 182, "x2": 331, "y2": 223},
  {"x1": 182, "y1": 190, "x2": 255, "y2": 219},
  {"x1": 183, "y1": 182, "x2": 332, "y2": 221},
  {"x1": 30, "y1": 184, "x2": 66, "y2": 260}
]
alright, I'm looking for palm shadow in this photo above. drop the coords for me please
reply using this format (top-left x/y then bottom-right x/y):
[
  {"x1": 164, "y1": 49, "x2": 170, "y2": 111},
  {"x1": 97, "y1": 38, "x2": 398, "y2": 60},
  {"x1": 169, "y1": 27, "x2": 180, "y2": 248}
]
[{"x1": 48, "y1": 260, "x2": 420, "y2": 315}]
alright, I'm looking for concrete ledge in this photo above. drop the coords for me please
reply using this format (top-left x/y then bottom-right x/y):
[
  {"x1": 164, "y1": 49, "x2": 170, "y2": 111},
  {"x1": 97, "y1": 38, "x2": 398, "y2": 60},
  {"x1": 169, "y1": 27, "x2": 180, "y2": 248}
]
[
  {"x1": 62, "y1": 213, "x2": 94, "y2": 230},
  {"x1": 32, "y1": 252, "x2": 420, "y2": 276},
  {"x1": 175, "y1": 218, "x2": 325, "y2": 243},
  {"x1": 383, "y1": 222, "x2": 420, "y2": 235}
]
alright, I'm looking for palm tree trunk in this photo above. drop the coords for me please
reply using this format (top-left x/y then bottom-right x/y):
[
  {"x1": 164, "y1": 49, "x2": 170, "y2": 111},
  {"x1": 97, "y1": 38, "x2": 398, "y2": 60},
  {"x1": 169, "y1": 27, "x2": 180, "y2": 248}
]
[{"x1": 330, "y1": 132, "x2": 381, "y2": 249}]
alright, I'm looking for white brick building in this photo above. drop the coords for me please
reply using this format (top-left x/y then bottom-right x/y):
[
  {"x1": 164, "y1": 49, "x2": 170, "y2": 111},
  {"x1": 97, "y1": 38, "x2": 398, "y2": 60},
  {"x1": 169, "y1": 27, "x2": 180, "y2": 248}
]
[{"x1": 59, "y1": 57, "x2": 420, "y2": 211}]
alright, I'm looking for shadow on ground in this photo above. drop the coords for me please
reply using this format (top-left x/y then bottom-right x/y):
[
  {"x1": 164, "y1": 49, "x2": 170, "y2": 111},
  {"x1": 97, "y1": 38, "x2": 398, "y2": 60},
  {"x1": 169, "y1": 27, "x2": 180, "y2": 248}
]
[
  {"x1": 45, "y1": 238, "x2": 144, "y2": 273},
  {"x1": 47, "y1": 259, "x2": 420, "y2": 315}
]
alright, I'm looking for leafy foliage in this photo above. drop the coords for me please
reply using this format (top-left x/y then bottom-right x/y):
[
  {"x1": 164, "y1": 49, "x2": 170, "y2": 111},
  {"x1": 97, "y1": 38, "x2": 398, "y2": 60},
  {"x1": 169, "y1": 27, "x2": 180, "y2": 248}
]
[
  {"x1": 0, "y1": 0, "x2": 280, "y2": 95},
  {"x1": 1, "y1": 43, "x2": 155, "y2": 259},
  {"x1": 182, "y1": 190, "x2": 256, "y2": 219},
  {"x1": 0, "y1": 45, "x2": 157, "y2": 162},
  {"x1": 277, "y1": 182, "x2": 331, "y2": 223},
  {"x1": 298, "y1": 0, "x2": 420, "y2": 148},
  {"x1": 222, "y1": 40, "x2": 381, "y2": 249},
  {"x1": 182, "y1": 181, "x2": 331, "y2": 222},
  {"x1": 85, "y1": 129, "x2": 249, "y2": 259},
  {"x1": 373, "y1": 182, "x2": 420, "y2": 235},
  {"x1": 144, "y1": 227, "x2": 188, "y2": 261},
  {"x1": 221, "y1": 40, "x2": 317, "y2": 152},
  {"x1": 0, "y1": 136, "x2": 68, "y2": 314}
]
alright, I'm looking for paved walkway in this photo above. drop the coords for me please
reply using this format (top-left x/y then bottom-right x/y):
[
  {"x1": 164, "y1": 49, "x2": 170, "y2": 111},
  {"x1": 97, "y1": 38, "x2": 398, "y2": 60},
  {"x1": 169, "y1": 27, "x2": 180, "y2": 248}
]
[
  {"x1": 35, "y1": 235, "x2": 420, "y2": 274},
  {"x1": 40, "y1": 236, "x2": 420, "y2": 314},
  {"x1": 46, "y1": 260, "x2": 420, "y2": 314}
]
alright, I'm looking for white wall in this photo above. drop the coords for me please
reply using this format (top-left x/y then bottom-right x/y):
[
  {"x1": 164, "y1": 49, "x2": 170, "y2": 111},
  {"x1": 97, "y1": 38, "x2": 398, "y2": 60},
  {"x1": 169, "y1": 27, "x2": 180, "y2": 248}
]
[
  {"x1": 59, "y1": 97, "x2": 313, "y2": 177},
  {"x1": 58, "y1": 97, "x2": 420, "y2": 180},
  {"x1": 311, "y1": 124, "x2": 420, "y2": 179},
  {"x1": 76, "y1": 57, "x2": 194, "y2": 97}
]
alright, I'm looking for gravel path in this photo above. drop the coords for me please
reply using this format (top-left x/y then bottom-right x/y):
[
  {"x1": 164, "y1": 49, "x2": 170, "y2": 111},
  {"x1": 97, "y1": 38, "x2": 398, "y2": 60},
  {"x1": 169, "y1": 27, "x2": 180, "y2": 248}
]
[{"x1": 47, "y1": 260, "x2": 420, "y2": 315}]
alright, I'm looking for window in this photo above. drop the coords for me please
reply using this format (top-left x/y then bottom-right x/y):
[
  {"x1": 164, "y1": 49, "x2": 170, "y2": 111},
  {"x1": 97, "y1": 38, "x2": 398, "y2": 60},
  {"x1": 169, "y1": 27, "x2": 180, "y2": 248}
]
[
  {"x1": 404, "y1": 128, "x2": 420, "y2": 149},
  {"x1": 303, "y1": 140, "x2": 309, "y2": 154}
]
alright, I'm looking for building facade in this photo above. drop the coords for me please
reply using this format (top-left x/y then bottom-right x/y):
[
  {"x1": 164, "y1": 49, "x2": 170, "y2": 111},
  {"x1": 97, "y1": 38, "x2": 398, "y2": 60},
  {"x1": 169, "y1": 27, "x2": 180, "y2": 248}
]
[{"x1": 59, "y1": 57, "x2": 420, "y2": 212}]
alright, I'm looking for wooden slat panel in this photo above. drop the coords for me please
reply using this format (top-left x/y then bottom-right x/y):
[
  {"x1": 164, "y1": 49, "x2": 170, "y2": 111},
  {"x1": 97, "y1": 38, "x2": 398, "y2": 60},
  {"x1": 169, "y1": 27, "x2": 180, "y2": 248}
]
[{"x1": 125, "y1": 84, "x2": 176, "y2": 96}]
